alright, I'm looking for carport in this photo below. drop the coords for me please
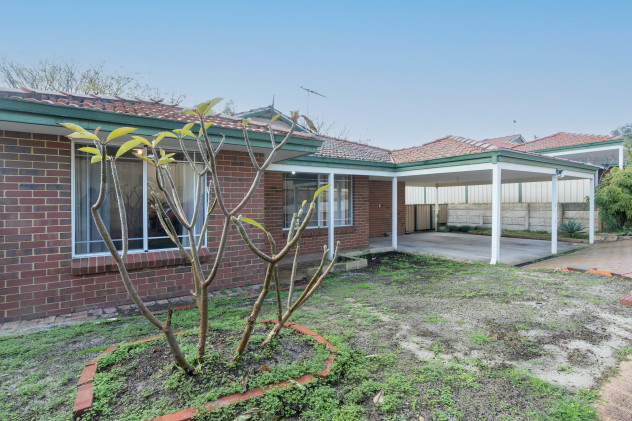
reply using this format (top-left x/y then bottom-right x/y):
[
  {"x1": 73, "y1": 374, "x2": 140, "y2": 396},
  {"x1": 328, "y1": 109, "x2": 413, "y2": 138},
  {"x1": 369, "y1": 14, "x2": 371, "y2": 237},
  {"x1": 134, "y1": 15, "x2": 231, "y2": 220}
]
[
  {"x1": 271, "y1": 148, "x2": 599, "y2": 265},
  {"x1": 369, "y1": 232, "x2": 584, "y2": 265}
]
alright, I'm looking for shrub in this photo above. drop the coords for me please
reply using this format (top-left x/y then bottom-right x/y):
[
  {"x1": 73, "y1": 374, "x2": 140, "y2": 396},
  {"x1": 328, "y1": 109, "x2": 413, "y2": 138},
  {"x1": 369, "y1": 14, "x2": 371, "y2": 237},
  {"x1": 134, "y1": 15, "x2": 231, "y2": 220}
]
[
  {"x1": 558, "y1": 219, "x2": 585, "y2": 237},
  {"x1": 593, "y1": 166, "x2": 632, "y2": 231}
]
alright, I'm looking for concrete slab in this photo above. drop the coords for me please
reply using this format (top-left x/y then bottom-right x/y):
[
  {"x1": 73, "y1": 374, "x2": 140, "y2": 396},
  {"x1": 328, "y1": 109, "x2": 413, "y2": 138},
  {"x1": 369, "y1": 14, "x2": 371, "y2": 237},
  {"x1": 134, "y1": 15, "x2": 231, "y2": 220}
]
[
  {"x1": 527, "y1": 240, "x2": 632, "y2": 274},
  {"x1": 370, "y1": 232, "x2": 583, "y2": 265}
]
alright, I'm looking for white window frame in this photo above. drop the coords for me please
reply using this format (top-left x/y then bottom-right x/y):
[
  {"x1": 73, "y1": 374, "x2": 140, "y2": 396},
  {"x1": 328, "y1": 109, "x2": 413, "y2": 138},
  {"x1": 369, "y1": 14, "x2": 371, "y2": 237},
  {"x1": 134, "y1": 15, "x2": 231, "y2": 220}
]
[
  {"x1": 282, "y1": 172, "x2": 353, "y2": 230},
  {"x1": 71, "y1": 139, "x2": 207, "y2": 258}
]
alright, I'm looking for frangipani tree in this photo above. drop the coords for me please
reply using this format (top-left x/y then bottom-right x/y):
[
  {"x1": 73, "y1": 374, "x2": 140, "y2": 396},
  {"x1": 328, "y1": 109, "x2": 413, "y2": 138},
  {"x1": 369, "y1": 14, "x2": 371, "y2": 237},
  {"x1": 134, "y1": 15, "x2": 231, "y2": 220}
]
[{"x1": 59, "y1": 99, "x2": 339, "y2": 374}]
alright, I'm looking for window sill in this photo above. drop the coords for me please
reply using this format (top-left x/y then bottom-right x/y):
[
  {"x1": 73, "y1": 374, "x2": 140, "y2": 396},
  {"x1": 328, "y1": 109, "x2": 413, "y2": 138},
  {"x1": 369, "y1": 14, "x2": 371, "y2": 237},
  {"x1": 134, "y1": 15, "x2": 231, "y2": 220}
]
[
  {"x1": 71, "y1": 249, "x2": 211, "y2": 276},
  {"x1": 282, "y1": 226, "x2": 356, "y2": 238}
]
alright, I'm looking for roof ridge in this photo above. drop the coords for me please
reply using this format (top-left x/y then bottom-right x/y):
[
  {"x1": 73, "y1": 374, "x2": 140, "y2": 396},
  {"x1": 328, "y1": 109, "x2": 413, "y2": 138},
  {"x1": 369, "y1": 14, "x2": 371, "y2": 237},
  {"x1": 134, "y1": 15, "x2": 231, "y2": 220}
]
[{"x1": 319, "y1": 135, "x2": 392, "y2": 152}]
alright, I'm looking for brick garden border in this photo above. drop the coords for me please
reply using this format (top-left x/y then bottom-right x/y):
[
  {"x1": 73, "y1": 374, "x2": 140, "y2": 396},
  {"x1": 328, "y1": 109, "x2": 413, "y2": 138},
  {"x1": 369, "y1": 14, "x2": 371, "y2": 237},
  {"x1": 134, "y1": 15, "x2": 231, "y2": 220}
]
[{"x1": 73, "y1": 321, "x2": 337, "y2": 420}]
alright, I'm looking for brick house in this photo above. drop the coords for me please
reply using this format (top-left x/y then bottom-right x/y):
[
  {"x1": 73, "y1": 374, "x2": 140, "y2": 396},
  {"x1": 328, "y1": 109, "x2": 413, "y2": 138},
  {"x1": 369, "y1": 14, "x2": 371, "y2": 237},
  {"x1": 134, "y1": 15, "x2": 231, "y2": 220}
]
[{"x1": 0, "y1": 88, "x2": 613, "y2": 321}]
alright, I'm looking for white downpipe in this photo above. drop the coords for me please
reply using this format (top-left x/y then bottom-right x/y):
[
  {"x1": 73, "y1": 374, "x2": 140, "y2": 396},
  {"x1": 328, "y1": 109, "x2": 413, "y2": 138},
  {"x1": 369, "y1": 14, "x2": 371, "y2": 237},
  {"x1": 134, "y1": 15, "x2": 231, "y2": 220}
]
[
  {"x1": 490, "y1": 164, "x2": 502, "y2": 264},
  {"x1": 551, "y1": 175, "x2": 558, "y2": 255},
  {"x1": 392, "y1": 177, "x2": 398, "y2": 250},
  {"x1": 328, "y1": 172, "x2": 335, "y2": 260},
  {"x1": 589, "y1": 173, "x2": 595, "y2": 244}
]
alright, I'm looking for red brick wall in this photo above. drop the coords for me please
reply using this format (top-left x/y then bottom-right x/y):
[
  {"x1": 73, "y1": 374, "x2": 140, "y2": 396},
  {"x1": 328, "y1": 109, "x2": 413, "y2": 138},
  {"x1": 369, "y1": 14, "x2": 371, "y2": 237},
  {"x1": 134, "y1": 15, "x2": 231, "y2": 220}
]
[
  {"x1": 264, "y1": 172, "x2": 370, "y2": 256},
  {"x1": 368, "y1": 180, "x2": 406, "y2": 238},
  {"x1": 0, "y1": 130, "x2": 266, "y2": 322}
]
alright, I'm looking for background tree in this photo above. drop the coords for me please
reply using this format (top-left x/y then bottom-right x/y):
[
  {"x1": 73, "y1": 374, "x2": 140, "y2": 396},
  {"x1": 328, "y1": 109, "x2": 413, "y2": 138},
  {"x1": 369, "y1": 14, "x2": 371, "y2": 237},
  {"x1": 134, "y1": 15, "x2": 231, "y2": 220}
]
[{"x1": 0, "y1": 58, "x2": 185, "y2": 104}]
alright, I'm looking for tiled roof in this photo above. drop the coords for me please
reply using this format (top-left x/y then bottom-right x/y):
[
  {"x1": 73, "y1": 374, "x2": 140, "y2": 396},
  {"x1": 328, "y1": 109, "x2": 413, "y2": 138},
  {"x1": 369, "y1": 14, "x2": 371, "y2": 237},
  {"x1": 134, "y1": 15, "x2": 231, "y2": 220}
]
[
  {"x1": 514, "y1": 132, "x2": 620, "y2": 152},
  {"x1": 390, "y1": 135, "x2": 500, "y2": 163},
  {"x1": 313, "y1": 136, "x2": 394, "y2": 163},
  {"x1": 0, "y1": 87, "x2": 316, "y2": 138},
  {"x1": 480, "y1": 134, "x2": 524, "y2": 148}
]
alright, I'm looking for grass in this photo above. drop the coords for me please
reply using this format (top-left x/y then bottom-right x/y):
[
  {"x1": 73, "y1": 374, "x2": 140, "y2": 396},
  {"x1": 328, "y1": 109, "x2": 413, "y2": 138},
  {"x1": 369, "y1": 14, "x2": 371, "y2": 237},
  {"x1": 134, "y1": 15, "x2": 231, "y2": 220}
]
[
  {"x1": 1, "y1": 252, "x2": 629, "y2": 420},
  {"x1": 473, "y1": 227, "x2": 590, "y2": 241}
]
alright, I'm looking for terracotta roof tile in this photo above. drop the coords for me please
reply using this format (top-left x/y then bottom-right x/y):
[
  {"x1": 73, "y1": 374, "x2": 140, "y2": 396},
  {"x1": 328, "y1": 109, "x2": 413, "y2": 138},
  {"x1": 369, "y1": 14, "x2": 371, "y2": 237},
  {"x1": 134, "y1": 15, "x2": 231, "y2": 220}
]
[
  {"x1": 480, "y1": 134, "x2": 524, "y2": 148},
  {"x1": 515, "y1": 132, "x2": 620, "y2": 152},
  {"x1": 390, "y1": 135, "x2": 501, "y2": 163},
  {"x1": 0, "y1": 88, "x2": 316, "y2": 139},
  {"x1": 313, "y1": 136, "x2": 394, "y2": 163}
]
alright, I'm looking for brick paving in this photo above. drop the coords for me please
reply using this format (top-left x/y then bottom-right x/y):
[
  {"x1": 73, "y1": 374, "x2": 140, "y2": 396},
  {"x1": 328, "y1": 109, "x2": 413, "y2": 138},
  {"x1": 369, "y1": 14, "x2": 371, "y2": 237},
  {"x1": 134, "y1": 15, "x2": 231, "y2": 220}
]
[
  {"x1": 597, "y1": 360, "x2": 632, "y2": 421},
  {"x1": 526, "y1": 240, "x2": 632, "y2": 277}
]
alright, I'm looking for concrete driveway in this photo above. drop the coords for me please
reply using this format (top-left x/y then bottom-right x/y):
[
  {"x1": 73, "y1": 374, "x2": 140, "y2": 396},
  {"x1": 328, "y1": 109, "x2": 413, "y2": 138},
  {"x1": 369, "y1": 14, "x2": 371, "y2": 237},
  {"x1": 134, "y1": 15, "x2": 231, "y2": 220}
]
[
  {"x1": 370, "y1": 231, "x2": 584, "y2": 265},
  {"x1": 526, "y1": 240, "x2": 632, "y2": 276}
]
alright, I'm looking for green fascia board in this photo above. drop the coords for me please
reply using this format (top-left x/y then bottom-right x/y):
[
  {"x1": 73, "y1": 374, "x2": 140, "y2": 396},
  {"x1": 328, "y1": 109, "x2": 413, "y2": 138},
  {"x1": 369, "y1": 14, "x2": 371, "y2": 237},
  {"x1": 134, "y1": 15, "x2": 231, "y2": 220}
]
[
  {"x1": 0, "y1": 97, "x2": 321, "y2": 153},
  {"x1": 278, "y1": 155, "x2": 397, "y2": 171},
  {"x1": 278, "y1": 149, "x2": 598, "y2": 174},
  {"x1": 526, "y1": 138, "x2": 624, "y2": 154}
]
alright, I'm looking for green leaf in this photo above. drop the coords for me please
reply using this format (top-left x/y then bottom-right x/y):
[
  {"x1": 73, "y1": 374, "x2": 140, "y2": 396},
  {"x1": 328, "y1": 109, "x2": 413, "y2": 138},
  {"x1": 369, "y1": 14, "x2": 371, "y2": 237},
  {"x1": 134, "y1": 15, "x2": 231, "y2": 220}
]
[
  {"x1": 154, "y1": 131, "x2": 177, "y2": 146},
  {"x1": 106, "y1": 127, "x2": 137, "y2": 142},
  {"x1": 116, "y1": 139, "x2": 145, "y2": 159},
  {"x1": 133, "y1": 152, "x2": 154, "y2": 165},
  {"x1": 270, "y1": 113, "x2": 282, "y2": 124},
  {"x1": 181, "y1": 109, "x2": 197, "y2": 115},
  {"x1": 301, "y1": 200, "x2": 307, "y2": 208},
  {"x1": 241, "y1": 217, "x2": 268, "y2": 234},
  {"x1": 58, "y1": 122, "x2": 87, "y2": 133},
  {"x1": 301, "y1": 115, "x2": 317, "y2": 132},
  {"x1": 77, "y1": 147, "x2": 100, "y2": 155},
  {"x1": 183, "y1": 122, "x2": 194, "y2": 131},
  {"x1": 173, "y1": 129, "x2": 196, "y2": 139},
  {"x1": 91, "y1": 155, "x2": 102, "y2": 164},
  {"x1": 196, "y1": 98, "x2": 223, "y2": 116},
  {"x1": 157, "y1": 157, "x2": 176, "y2": 165},
  {"x1": 68, "y1": 132, "x2": 100, "y2": 141},
  {"x1": 313, "y1": 184, "x2": 331, "y2": 200},
  {"x1": 198, "y1": 122, "x2": 214, "y2": 138},
  {"x1": 130, "y1": 135, "x2": 151, "y2": 146}
]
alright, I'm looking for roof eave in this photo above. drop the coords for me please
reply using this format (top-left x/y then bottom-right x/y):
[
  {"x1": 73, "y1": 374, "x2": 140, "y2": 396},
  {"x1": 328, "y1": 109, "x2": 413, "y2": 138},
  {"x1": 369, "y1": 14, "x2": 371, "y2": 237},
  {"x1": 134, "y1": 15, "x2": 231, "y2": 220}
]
[{"x1": 0, "y1": 97, "x2": 322, "y2": 153}]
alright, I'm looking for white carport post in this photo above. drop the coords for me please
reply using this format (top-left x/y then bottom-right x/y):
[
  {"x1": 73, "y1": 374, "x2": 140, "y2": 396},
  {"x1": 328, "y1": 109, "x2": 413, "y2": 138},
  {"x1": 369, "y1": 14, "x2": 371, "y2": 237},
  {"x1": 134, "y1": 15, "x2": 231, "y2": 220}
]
[
  {"x1": 434, "y1": 186, "x2": 440, "y2": 231},
  {"x1": 551, "y1": 175, "x2": 558, "y2": 254},
  {"x1": 392, "y1": 177, "x2": 398, "y2": 249},
  {"x1": 490, "y1": 163, "x2": 502, "y2": 264},
  {"x1": 619, "y1": 145, "x2": 625, "y2": 169},
  {"x1": 589, "y1": 172, "x2": 596, "y2": 244},
  {"x1": 328, "y1": 172, "x2": 335, "y2": 260}
]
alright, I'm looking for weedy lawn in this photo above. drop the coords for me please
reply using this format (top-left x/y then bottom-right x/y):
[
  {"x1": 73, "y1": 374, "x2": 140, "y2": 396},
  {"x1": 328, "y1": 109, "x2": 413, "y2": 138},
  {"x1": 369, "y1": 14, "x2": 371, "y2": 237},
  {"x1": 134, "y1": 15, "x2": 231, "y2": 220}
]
[{"x1": 1, "y1": 252, "x2": 631, "y2": 420}]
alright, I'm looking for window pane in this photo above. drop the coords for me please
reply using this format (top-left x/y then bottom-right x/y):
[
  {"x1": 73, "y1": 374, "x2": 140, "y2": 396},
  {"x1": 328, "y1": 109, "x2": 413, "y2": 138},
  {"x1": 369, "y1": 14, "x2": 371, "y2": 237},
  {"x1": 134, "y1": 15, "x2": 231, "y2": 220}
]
[
  {"x1": 147, "y1": 153, "x2": 203, "y2": 250},
  {"x1": 282, "y1": 173, "x2": 352, "y2": 228},
  {"x1": 74, "y1": 145, "x2": 143, "y2": 254}
]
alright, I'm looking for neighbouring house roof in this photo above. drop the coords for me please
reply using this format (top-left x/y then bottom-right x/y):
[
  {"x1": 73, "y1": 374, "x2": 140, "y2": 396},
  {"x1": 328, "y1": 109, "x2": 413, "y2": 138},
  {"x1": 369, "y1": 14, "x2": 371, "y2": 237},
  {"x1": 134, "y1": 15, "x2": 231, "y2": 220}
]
[
  {"x1": 514, "y1": 132, "x2": 621, "y2": 152},
  {"x1": 313, "y1": 136, "x2": 394, "y2": 163},
  {"x1": 233, "y1": 105, "x2": 311, "y2": 133},
  {"x1": 390, "y1": 135, "x2": 500, "y2": 163},
  {"x1": 0, "y1": 87, "x2": 316, "y2": 139},
  {"x1": 480, "y1": 134, "x2": 525, "y2": 147}
]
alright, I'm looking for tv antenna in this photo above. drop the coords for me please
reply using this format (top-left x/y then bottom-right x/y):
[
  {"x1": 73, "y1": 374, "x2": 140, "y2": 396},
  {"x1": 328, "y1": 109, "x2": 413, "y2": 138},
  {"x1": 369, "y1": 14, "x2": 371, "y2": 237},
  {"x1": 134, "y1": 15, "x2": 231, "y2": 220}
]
[{"x1": 300, "y1": 86, "x2": 326, "y2": 115}]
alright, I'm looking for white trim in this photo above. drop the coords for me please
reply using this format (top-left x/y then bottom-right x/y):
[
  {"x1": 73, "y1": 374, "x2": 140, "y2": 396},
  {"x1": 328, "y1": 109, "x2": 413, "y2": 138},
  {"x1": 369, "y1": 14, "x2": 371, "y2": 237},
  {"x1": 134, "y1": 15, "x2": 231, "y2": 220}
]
[
  {"x1": 551, "y1": 175, "x2": 558, "y2": 254},
  {"x1": 392, "y1": 177, "x2": 398, "y2": 249},
  {"x1": 70, "y1": 139, "x2": 76, "y2": 257},
  {"x1": 142, "y1": 147, "x2": 148, "y2": 251},
  {"x1": 490, "y1": 164, "x2": 502, "y2": 264},
  {"x1": 589, "y1": 173, "x2": 595, "y2": 244},
  {"x1": 397, "y1": 163, "x2": 494, "y2": 178},
  {"x1": 269, "y1": 163, "x2": 394, "y2": 177},
  {"x1": 328, "y1": 172, "x2": 334, "y2": 260},
  {"x1": 544, "y1": 145, "x2": 623, "y2": 157}
]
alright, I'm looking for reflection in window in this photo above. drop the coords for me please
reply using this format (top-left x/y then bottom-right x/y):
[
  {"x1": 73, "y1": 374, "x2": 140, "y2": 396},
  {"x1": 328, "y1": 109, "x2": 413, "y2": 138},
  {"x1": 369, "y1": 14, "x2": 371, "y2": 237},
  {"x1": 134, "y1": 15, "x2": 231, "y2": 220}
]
[{"x1": 282, "y1": 173, "x2": 352, "y2": 229}]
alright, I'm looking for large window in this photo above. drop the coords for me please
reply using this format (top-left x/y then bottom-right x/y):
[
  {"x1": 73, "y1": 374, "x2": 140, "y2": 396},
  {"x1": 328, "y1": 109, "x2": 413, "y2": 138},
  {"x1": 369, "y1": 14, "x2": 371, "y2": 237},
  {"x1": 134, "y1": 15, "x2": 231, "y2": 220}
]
[
  {"x1": 73, "y1": 144, "x2": 205, "y2": 256},
  {"x1": 283, "y1": 173, "x2": 352, "y2": 229}
]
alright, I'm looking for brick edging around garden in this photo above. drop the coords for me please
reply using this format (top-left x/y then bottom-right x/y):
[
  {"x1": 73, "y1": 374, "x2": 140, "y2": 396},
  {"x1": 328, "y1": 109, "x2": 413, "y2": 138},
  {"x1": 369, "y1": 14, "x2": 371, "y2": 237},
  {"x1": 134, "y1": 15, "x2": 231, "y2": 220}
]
[{"x1": 73, "y1": 320, "x2": 337, "y2": 421}]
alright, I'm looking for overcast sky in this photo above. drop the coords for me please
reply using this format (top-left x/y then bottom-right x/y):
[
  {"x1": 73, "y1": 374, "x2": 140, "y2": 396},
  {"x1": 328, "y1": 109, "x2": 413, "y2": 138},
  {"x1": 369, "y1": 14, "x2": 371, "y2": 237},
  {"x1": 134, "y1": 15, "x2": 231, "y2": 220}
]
[{"x1": 1, "y1": 0, "x2": 631, "y2": 148}]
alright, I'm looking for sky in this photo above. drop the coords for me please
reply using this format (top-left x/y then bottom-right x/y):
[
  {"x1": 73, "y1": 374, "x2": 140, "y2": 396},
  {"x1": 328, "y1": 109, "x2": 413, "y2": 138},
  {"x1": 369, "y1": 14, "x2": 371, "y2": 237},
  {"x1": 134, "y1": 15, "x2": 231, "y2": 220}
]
[{"x1": 1, "y1": 0, "x2": 631, "y2": 149}]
